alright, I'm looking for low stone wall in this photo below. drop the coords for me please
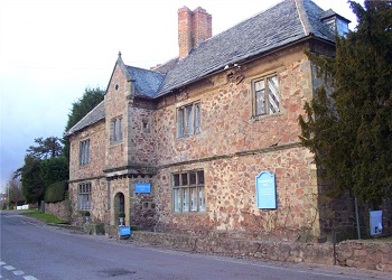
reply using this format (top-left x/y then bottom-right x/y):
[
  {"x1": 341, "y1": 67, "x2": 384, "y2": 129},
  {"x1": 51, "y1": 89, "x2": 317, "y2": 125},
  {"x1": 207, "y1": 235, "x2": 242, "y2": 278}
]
[
  {"x1": 45, "y1": 200, "x2": 71, "y2": 223},
  {"x1": 132, "y1": 232, "x2": 334, "y2": 265},
  {"x1": 336, "y1": 240, "x2": 392, "y2": 272},
  {"x1": 131, "y1": 231, "x2": 392, "y2": 272}
]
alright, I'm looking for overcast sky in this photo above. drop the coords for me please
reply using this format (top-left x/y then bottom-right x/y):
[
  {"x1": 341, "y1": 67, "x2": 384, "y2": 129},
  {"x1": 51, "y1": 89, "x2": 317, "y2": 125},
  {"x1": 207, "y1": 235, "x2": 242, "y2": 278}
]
[{"x1": 0, "y1": 0, "x2": 360, "y2": 192}]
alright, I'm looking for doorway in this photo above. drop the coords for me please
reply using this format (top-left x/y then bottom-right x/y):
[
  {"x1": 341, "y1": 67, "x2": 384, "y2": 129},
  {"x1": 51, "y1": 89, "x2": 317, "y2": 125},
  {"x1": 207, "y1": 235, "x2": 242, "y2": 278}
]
[{"x1": 114, "y1": 192, "x2": 125, "y2": 225}]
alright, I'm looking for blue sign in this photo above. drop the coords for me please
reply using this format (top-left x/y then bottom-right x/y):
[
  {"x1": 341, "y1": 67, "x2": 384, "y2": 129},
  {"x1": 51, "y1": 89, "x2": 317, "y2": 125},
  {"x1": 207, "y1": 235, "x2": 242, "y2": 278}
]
[
  {"x1": 134, "y1": 183, "x2": 151, "y2": 194},
  {"x1": 255, "y1": 171, "x2": 277, "y2": 209},
  {"x1": 119, "y1": 226, "x2": 131, "y2": 236}
]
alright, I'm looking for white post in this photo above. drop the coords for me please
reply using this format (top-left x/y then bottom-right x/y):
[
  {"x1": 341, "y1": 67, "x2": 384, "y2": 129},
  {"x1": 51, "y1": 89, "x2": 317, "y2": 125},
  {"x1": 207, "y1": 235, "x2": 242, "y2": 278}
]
[
  {"x1": 354, "y1": 196, "x2": 361, "y2": 240},
  {"x1": 7, "y1": 182, "x2": 10, "y2": 210}
]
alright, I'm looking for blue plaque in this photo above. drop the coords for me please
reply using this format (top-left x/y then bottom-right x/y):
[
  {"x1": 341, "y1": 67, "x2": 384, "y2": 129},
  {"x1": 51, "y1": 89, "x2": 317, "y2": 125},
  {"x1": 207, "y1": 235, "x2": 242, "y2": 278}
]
[
  {"x1": 255, "y1": 171, "x2": 277, "y2": 209},
  {"x1": 119, "y1": 226, "x2": 131, "y2": 236},
  {"x1": 134, "y1": 183, "x2": 151, "y2": 194}
]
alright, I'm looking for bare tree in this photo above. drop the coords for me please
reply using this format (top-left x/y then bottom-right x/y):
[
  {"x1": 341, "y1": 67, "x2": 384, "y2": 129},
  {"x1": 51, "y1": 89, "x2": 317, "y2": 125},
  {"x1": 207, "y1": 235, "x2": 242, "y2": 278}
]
[{"x1": 6, "y1": 175, "x2": 25, "y2": 208}]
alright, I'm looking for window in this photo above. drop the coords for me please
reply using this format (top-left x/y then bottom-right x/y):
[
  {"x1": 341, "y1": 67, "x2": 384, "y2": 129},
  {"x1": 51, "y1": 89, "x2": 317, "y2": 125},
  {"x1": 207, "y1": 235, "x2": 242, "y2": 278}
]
[
  {"x1": 177, "y1": 102, "x2": 201, "y2": 138},
  {"x1": 110, "y1": 116, "x2": 123, "y2": 143},
  {"x1": 142, "y1": 119, "x2": 150, "y2": 133},
  {"x1": 323, "y1": 17, "x2": 349, "y2": 37},
  {"x1": 253, "y1": 75, "x2": 280, "y2": 116},
  {"x1": 78, "y1": 182, "x2": 92, "y2": 210},
  {"x1": 172, "y1": 170, "x2": 205, "y2": 213},
  {"x1": 79, "y1": 139, "x2": 90, "y2": 165},
  {"x1": 336, "y1": 18, "x2": 349, "y2": 36}
]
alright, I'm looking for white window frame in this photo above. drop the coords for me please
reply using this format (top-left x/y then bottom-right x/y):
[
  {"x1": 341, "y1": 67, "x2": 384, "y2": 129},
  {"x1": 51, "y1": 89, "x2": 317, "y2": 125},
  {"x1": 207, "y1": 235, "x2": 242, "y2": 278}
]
[{"x1": 172, "y1": 170, "x2": 205, "y2": 213}]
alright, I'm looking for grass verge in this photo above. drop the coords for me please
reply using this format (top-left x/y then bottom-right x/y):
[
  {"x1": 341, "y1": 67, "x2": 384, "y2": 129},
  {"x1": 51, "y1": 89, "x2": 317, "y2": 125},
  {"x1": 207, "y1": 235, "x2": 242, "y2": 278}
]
[{"x1": 21, "y1": 209, "x2": 67, "y2": 224}]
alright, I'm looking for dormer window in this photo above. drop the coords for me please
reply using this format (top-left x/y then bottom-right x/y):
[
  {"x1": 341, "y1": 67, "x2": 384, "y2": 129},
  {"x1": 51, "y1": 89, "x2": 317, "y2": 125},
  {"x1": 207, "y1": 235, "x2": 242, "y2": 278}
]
[
  {"x1": 320, "y1": 10, "x2": 350, "y2": 37},
  {"x1": 336, "y1": 18, "x2": 349, "y2": 36}
]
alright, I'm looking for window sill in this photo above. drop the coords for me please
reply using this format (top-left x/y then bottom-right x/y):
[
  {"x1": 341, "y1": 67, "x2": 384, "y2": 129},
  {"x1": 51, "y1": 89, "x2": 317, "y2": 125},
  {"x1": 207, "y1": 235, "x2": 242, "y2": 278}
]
[
  {"x1": 251, "y1": 112, "x2": 282, "y2": 122},
  {"x1": 176, "y1": 132, "x2": 201, "y2": 140},
  {"x1": 109, "y1": 140, "x2": 123, "y2": 147},
  {"x1": 172, "y1": 211, "x2": 206, "y2": 215}
]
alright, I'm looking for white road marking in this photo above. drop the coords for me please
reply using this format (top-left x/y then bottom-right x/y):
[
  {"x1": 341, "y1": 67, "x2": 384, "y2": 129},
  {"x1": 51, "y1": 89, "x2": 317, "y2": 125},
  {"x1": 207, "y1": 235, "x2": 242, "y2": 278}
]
[
  {"x1": 1, "y1": 261, "x2": 39, "y2": 280},
  {"x1": 13, "y1": 269, "x2": 25, "y2": 275},
  {"x1": 24, "y1": 276, "x2": 38, "y2": 280}
]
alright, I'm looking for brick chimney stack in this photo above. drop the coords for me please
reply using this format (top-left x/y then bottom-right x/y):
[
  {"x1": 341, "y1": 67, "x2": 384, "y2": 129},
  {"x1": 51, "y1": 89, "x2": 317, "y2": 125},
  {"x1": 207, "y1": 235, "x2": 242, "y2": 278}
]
[{"x1": 178, "y1": 6, "x2": 212, "y2": 59}]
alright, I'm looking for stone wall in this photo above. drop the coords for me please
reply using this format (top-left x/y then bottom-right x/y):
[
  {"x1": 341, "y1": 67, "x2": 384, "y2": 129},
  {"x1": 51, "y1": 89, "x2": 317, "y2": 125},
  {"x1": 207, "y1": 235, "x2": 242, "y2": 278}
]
[
  {"x1": 128, "y1": 104, "x2": 156, "y2": 166},
  {"x1": 154, "y1": 146, "x2": 319, "y2": 242},
  {"x1": 131, "y1": 231, "x2": 392, "y2": 272},
  {"x1": 337, "y1": 240, "x2": 392, "y2": 272},
  {"x1": 45, "y1": 200, "x2": 71, "y2": 223},
  {"x1": 69, "y1": 121, "x2": 105, "y2": 181},
  {"x1": 107, "y1": 177, "x2": 130, "y2": 225},
  {"x1": 151, "y1": 44, "x2": 324, "y2": 240},
  {"x1": 154, "y1": 45, "x2": 313, "y2": 166},
  {"x1": 68, "y1": 115, "x2": 107, "y2": 225},
  {"x1": 129, "y1": 176, "x2": 157, "y2": 231},
  {"x1": 68, "y1": 178, "x2": 108, "y2": 225},
  {"x1": 104, "y1": 63, "x2": 130, "y2": 171},
  {"x1": 105, "y1": 176, "x2": 157, "y2": 230},
  {"x1": 132, "y1": 231, "x2": 333, "y2": 264}
]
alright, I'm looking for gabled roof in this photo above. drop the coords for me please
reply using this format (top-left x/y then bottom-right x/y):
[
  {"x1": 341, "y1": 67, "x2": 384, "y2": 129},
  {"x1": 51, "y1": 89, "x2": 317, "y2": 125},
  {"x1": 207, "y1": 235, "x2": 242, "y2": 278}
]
[
  {"x1": 126, "y1": 66, "x2": 165, "y2": 99},
  {"x1": 319, "y1": 8, "x2": 351, "y2": 22},
  {"x1": 66, "y1": 0, "x2": 343, "y2": 136},
  {"x1": 157, "y1": 0, "x2": 337, "y2": 96},
  {"x1": 64, "y1": 101, "x2": 105, "y2": 137}
]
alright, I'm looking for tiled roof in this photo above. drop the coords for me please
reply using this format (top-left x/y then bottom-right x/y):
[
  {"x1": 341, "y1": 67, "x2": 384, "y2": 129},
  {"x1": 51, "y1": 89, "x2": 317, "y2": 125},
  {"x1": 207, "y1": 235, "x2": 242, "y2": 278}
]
[
  {"x1": 64, "y1": 101, "x2": 105, "y2": 137},
  {"x1": 156, "y1": 0, "x2": 336, "y2": 96},
  {"x1": 126, "y1": 66, "x2": 165, "y2": 99},
  {"x1": 66, "y1": 0, "x2": 340, "y2": 136}
]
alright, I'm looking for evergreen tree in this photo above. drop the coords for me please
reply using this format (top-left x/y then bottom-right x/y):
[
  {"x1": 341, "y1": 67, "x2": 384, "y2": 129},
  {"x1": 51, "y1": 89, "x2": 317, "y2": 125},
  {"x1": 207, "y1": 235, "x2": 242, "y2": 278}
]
[
  {"x1": 64, "y1": 87, "x2": 105, "y2": 132},
  {"x1": 299, "y1": 1, "x2": 392, "y2": 205},
  {"x1": 20, "y1": 156, "x2": 45, "y2": 204},
  {"x1": 41, "y1": 156, "x2": 68, "y2": 188},
  {"x1": 27, "y1": 137, "x2": 63, "y2": 159},
  {"x1": 63, "y1": 87, "x2": 105, "y2": 160},
  {"x1": 17, "y1": 137, "x2": 67, "y2": 205}
]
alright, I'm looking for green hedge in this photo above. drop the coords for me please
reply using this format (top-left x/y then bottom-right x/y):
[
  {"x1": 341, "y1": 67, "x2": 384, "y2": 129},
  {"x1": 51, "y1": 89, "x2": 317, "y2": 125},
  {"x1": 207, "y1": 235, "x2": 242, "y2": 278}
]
[{"x1": 45, "y1": 180, "x2": 67, "y2": 203}]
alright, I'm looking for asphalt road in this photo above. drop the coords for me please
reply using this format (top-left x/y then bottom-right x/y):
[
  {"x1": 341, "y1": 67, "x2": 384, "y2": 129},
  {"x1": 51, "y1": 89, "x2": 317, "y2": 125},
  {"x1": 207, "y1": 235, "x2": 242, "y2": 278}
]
[{"x1": 1, "y1": 211, "x2": 391, "y2": 280}]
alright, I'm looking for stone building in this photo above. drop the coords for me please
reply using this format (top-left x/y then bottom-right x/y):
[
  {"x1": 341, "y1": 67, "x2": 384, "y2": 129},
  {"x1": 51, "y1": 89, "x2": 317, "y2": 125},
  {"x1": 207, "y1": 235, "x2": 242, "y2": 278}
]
[{"x1": 65, "y1": 0, "x2": 358, "y2": 241}]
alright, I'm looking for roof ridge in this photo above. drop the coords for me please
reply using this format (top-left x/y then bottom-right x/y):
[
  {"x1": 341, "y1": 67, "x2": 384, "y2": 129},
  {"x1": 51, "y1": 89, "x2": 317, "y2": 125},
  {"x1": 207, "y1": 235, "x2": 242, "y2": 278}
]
[
  {"x1": 204, "y1": 0, "x2": 287, "y2": 43},
  {"x1": 126, "y1": 64, "x2": 164, "y2": 75},
  {"x1": 295, "y1": 0, "x2": 312, "y2": 35}
]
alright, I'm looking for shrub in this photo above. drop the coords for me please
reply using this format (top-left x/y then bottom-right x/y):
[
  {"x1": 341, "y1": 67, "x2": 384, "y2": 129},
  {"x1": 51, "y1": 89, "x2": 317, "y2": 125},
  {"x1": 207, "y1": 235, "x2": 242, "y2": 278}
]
[{"x1": 44, "y1": 180, "x2": 67, "y2": 203}]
